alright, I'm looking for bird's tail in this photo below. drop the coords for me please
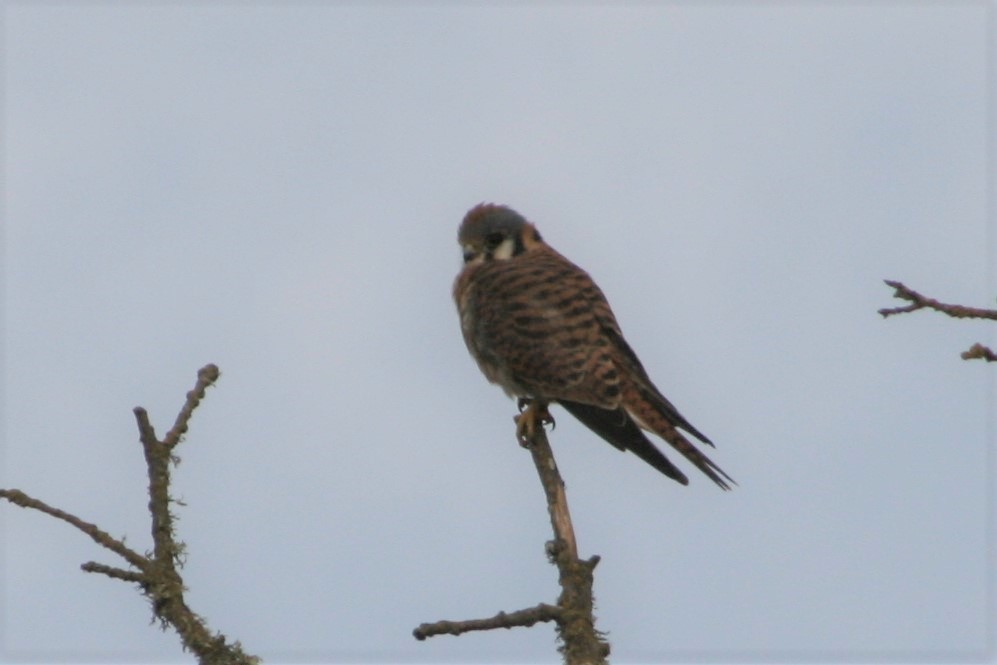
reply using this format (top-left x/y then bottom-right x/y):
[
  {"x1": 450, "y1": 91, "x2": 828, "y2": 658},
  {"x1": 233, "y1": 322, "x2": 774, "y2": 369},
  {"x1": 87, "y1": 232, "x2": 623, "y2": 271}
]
[
  {"x1": 647, "y1": 416, "x2": 735, "y2": 490},
  {"x1": 559, "y1": 400, "x2": 690, "y2": 486},
  {"x1": 631, "y1": 384, "x2": 736, "y2": 490}
]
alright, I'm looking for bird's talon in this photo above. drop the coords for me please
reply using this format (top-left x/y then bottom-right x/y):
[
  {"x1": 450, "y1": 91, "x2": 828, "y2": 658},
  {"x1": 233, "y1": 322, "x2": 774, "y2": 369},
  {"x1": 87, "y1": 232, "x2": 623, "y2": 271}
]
[
  {"x1": 514, "y1": 414, "x2": 532, "y2": 447},
  {"x1": 514, "y1": 399, "x2": 553, "y2": 446}
]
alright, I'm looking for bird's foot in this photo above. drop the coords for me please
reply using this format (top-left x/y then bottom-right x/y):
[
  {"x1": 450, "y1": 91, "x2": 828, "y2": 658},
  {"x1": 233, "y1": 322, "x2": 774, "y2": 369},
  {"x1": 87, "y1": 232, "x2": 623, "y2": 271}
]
[{"x1": 515, "y1": 399, "x2": 555, "y2": 447}]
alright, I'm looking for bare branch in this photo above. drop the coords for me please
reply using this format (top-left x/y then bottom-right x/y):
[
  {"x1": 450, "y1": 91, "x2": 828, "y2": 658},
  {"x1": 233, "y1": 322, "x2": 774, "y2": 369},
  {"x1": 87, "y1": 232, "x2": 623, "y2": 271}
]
[
  {"x1": 415, "y1": 403, "x2": 609, "y2": 664},
  {"x1": 163, "y1": 363, "x2": 221, "y2": 449},
  {"x1": 0, "y1": 489, "x2": 147, "y2": 570},
  {"x1": 133, "y1": 365, "x2": 253, "y2": 664},
  {"x1": 137, "y1": 408, "x2": 178, "y2": 567},
  {"x1": 526, "y1": 420, "x2": 579, "y2": 560},
  {"x1": 413, "y1": 603, "x2": 562, "y2": 640},
  {"x1": 962, "y1": 343, "x2": 997, "y2": 362},
  {"x1": 1, "y1": 364, "x2": 258, "y2": 665},
  {"x1": 879, "y1": 280, "x2": 997, "y2": 362},
  {"x1": 522, "y1": 422, "x2": 609, "y2": 664},
  {"x1": 81, "y1": 561, "x2": 147, "y2": 584},
  {"x1": 134, "y1": 406, "x2": 160, "y2": 448},
  {"x1": 879, "y1": 280, "x2": 997, "y2": 320}
]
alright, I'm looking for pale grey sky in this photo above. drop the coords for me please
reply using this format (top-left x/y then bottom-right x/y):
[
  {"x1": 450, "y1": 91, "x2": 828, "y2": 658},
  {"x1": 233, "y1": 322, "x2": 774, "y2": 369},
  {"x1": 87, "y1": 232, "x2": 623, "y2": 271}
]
[{"x1": 2, "y1": 3, "x2": 993, "y2": 664}]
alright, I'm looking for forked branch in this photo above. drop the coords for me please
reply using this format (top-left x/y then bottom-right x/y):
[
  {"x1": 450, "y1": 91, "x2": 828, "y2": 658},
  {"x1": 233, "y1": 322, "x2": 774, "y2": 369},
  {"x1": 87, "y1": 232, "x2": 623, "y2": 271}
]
[
  {"x1": 879, "y1": 280, "x2": 997, "y2": 361},
  {"x1": 0, "y1": 364, "x2": 258, "y2": 665}
]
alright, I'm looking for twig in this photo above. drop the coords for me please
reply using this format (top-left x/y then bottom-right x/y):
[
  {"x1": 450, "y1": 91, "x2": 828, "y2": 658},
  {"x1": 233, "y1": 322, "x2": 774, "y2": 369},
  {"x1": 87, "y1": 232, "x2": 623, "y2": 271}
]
[
  {"x1": 0, "y1": 489, "x2": 148, "y2": 570},
  {"x1": 879, "y1": 280, "x2": 997, "y2": 362},
  {"x1": 413, "y1": 603, "x2": 562, "y2": 640},
  {"x1": 962, "y1": 343, "x2": 997, "y2": 362},
  {"x1": 0, "y1": 364, "x2": 258, "y2": 665},
  {"x1": 81, "y1": 561, "x2": 147, "y2": 584},
  {"x1": 163, "y1": 364, "x2": 222, "y2": 449},
  {"x1": 879, "y1": 280, "x2": 997, "y2": 320}
]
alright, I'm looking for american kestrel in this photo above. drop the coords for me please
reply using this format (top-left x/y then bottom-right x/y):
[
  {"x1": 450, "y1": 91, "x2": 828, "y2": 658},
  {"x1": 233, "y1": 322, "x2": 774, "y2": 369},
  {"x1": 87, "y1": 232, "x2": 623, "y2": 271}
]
[{"x1": 453, "y1": 203, "x2": 734, "y2": 489}]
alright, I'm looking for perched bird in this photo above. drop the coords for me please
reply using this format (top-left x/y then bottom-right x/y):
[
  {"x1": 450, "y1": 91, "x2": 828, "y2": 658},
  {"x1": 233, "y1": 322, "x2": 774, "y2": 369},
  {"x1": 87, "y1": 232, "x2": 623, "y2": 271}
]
[{"x1": 453, "y1": 203, "x2": 734, "y2": 489}]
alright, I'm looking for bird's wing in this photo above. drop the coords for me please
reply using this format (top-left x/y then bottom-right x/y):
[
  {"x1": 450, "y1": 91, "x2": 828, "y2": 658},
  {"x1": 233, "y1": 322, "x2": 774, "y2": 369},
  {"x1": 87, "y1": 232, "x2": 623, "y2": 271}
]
[
  {"x1": 591, "y1": 302, "x2": 736, "y2": 488},
  {"x1": 466, "y1": 247, "x2": 735, "y2": 488},
  {"x1": 618, "y1": 382, "x2": 735, "y2": 489},
  {"x1": 466, "y1": 248, "x2": 630, "y2": 409},
  {"x1": 558, "y1": 400, "x2": 690, "y2": 486},
  {"x1": 599, "y1": 325, "x2": 715, "y2": 446}
]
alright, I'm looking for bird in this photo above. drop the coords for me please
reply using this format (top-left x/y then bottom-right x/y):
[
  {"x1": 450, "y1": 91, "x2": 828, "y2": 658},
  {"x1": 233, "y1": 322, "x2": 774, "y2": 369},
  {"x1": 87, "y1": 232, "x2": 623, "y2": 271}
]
[{"x1": 452, "y1": 203, "x2": 734, "y2": 489}]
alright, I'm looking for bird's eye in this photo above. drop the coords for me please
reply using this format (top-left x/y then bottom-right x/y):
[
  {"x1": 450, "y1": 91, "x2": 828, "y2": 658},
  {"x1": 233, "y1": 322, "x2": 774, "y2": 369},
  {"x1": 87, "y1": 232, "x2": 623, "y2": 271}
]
[{"x1": 484, "y1": 232, "x2": 505, "y2": 249}]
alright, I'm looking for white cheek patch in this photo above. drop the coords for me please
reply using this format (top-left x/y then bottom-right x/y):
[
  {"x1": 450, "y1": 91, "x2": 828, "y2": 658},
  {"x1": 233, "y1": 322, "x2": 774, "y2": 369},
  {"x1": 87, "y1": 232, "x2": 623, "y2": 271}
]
[{"x1": 492, "y1": 237, "x2": 516, "y2": 260}]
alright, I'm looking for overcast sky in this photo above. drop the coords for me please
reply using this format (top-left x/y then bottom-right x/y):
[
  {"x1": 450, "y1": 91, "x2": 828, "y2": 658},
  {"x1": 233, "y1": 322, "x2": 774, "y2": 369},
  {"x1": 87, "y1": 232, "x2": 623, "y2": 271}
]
[{"x1": 2, "y1": 3, "x2": 993, "y2": 664}]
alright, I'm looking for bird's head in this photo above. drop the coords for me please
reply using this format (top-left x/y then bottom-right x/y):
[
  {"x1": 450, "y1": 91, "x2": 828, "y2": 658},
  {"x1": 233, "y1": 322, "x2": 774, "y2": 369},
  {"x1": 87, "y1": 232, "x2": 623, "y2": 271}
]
[{"x1": 457, "y1": 203, "x2": 545, "y2": 265}]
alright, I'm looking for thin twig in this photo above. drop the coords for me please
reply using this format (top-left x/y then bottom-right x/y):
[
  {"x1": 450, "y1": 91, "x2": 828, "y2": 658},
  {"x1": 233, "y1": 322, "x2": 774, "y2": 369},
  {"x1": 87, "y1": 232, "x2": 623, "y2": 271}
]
[
  {"x1": 879, "y1": 280, "x2": 997, "y2": 362},
  {"x1": 81, "y1": 561, "x2": 147, "y2": 584},
  {"x1": 163, "y1": 364, "x2": 221, "y2": 449},
  {"x1": 962, "y1": 343, "x2": 997, "y2": 362},
  {"x1": 413, "y1": 603, "x2": 562, "y2": 640},
  {"x1": 879, "y1": 280, "x2": 997, "y2": 320},
  {"x1": 0, "y1": 489, "x2": 148, "y2": 570}
]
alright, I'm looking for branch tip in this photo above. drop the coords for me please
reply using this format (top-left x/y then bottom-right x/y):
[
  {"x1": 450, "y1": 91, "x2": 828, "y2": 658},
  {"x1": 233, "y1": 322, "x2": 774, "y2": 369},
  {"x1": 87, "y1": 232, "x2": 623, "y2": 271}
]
[
  {"x1": 81, "y1": 561, "x2": 146, "y2": 584},
  {"x1": 962, "y1": 343, "x2": 997, "y2": 362},
  {"x1": 163, "y1": 363, "x2": 222, "y2": 449}
]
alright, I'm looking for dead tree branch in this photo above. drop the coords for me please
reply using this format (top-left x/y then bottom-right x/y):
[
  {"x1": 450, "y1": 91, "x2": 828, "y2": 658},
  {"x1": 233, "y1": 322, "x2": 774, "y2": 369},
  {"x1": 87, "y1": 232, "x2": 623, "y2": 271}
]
[
  {"x1": 879, "y1": 280, "x2": 997, "y2": 361},
  {"x1": 414, "y1": 403, "x2": 610, "y2": 665},
  {"x1": 0, "y1": 364, "x2": 258, "y2": 665},
  {"x1": 962, "y1": 343, "x2": 997, "y2": 362},
  {"x1": 413, "y1": 604, "x2": 563, "y2": 639}
]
